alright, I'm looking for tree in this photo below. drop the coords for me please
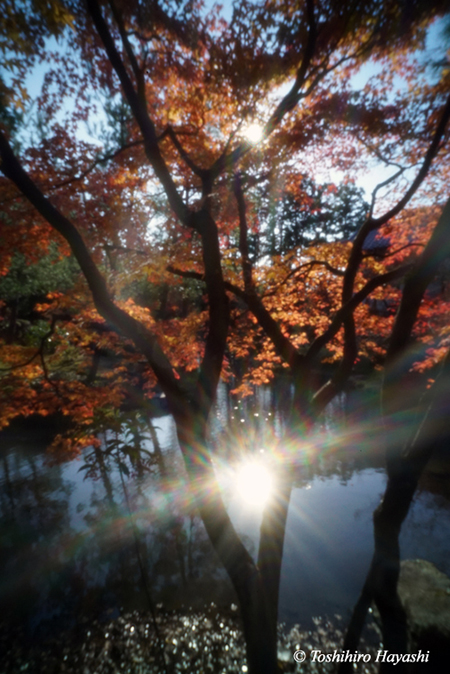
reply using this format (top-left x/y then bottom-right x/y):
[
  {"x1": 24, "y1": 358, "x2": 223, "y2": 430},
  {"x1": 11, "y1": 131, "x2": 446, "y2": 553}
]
[
  {"x1": 253, "y1": 178, "x2": 369, "y2": 256},
  {"x1": 2, "y1": 1, "x2": 450, "y2": 671}
]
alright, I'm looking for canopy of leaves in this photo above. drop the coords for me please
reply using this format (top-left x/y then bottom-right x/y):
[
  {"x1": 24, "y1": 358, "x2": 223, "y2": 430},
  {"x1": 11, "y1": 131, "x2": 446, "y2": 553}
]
[{"x1": 1, "y1": 0, "x2": 450, "y2": 443}]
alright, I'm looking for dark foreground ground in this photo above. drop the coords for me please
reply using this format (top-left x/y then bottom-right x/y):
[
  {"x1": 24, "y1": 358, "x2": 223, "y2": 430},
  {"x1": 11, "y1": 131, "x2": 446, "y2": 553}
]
[{"x1": 1, "y1": 605, "x2": 383, "y2": 674}]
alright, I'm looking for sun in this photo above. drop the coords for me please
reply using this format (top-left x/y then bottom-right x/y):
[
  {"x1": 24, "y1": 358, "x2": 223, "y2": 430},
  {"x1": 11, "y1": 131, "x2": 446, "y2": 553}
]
[
  {"x1": 235, "y1": 459, "x2": 273, "y2": 507},
  {"x1": 243, "y1": 122, "x2": 264, "y2": 144}
]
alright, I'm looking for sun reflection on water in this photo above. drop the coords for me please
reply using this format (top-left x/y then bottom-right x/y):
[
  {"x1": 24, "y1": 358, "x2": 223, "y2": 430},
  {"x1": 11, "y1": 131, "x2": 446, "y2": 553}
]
[{"x1": 235, "y1": 459, "x2": 273, "y2": 508}]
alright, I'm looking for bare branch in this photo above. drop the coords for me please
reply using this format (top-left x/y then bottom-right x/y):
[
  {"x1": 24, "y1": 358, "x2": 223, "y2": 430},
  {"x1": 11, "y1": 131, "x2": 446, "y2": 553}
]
[
  {"x1": 167, "y1": 265, "x2": 204, "y2": 282},
  {"x1": 104, "y1": 243, "x2": 148, "y2": 256},
  {"x1": 341, "y1": 90, "x2": 450, "y2": 353},
  {"x1": 356, "y1": 132, "x2": 406, "y2": 172},
  {"x1": 372, "y1": 91, "x2": 450, "y2": 228}
]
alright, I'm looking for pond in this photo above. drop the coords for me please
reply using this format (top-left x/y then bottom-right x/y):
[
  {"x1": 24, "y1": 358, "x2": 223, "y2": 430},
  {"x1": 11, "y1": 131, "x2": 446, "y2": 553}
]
[{"x1": 1, "y1": 382, "x2": 450, "y2": 651}]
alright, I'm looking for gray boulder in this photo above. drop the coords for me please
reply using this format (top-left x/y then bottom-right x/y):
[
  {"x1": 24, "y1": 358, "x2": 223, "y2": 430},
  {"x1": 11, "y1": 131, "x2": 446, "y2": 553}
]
[{"x1": 397, "y1": 559, "x2": 450, "y2": 656}]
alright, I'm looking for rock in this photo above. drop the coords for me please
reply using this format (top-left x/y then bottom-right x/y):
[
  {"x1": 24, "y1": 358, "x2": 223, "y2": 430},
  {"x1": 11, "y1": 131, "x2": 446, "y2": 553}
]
[{"x1": 397, "y1": 559, "x2": 450, "y2": 656}]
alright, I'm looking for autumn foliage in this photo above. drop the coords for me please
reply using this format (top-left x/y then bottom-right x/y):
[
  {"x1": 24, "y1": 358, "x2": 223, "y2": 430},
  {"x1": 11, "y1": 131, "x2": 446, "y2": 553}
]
[{"x1": 2, "y1": 1, "x2": 450, "y2": 670}]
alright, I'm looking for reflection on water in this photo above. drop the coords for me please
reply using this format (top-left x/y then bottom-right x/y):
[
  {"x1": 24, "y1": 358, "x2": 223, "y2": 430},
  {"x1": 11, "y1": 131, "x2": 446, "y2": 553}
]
[
  {"x1": 234, "y1": 458, "x2": 274, "y2": 508},
  {"x1": 1, "y1": 383, "x2": 450, "y2": 641},
  {"x1": 0, "y1": 423, "x2": 230, "y2": 639}
]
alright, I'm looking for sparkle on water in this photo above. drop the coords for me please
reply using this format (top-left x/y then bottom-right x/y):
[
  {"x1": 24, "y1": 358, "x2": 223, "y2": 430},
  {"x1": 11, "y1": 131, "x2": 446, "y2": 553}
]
[{"x1": 235, "y1": 459, "x2": 273, "y2": 507}]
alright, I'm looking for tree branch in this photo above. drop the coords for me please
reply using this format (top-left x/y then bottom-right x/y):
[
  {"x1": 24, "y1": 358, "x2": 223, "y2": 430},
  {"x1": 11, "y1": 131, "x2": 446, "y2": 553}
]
[
  {"x1": 168, "y1": 265, "x2": 305, "y2": 371},
  {"x1": 264, "y1": 0, "x2": 317, "y2": 134},
  {"x1": 307, "y1": 264, "x2": 413, "y2": 364},
  {"x1": 46, "y1": 140, "x2": 144, "y2": 192},
  {"x1": 362, "y1": 242, "x2": 422, "y2": 260},
  {"x1": 85, "y1": 0, "x2": 188, "y2": 224},
  {"x1": 385, "y1": 195, "x2": 450, "y2": 365},
  {"x1": 107, "y1": 0, "x2": 147, "y2": 105},
  {"x1": 372, "y1": 91, "x2": 450, "y2": 228},
  {"x1": 233, "y1": 172, "x2": 254, "y2": 293},
  {"x1": 0, "y1": 129, "x2": 184, "y2": 414},
  {"x1": 164, "y1": 125, "x2": 208, "y2": 178},
  {"x1": 208, "y1": 0, "x2": 317, "y2": 181},
  {"x1": 262, "y1": 258, "x2": 345, "y2": 300},
  {"x1": 350, "y1": 90, "x2": 450, "y2": 267},
  {"x1": 311, "y1": 263, "x2": 413, "y2": 413},
  {"x1": 0, "y1": 314, "x2": 60, "y2": 372},
  {"x1": 338, "y1": 90, "x2": 450, "y2": 389}
]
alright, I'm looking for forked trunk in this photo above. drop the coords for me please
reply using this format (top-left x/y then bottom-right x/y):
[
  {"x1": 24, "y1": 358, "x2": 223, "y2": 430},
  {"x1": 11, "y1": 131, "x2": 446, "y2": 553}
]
[{"x1": 176, "y1": 415, "x2": 280, "y2": 674}]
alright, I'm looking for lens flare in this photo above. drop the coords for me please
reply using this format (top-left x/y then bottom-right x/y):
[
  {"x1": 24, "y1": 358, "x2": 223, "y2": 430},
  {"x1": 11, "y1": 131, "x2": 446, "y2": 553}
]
[{"x1": 243, "y1": 123, "x2": 264, "y2": 143}]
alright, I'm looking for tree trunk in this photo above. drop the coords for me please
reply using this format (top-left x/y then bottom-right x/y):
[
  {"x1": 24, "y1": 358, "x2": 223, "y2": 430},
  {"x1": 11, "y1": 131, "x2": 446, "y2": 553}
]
[
  {"x1": 340, "y1": 469, "x2": 418, "y2": 673},
  {"x1": 258, "y1": 468, "x2": 292, "y2": 641},
  {"x1": 176, "y1": 415, "x2": 280, "y2": 674},
  {"x1": 340, "y1": 355, "x2": 450, "y2": 673},
  {"x1": 238, "y1": 575, "x2": 280, "y2": 674}
]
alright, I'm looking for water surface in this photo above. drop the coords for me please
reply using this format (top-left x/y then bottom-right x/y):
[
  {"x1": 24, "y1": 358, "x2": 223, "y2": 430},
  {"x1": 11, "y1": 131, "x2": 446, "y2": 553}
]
[{"x1": 1, "y1": 386, "x2": 450, "y2": 639}]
